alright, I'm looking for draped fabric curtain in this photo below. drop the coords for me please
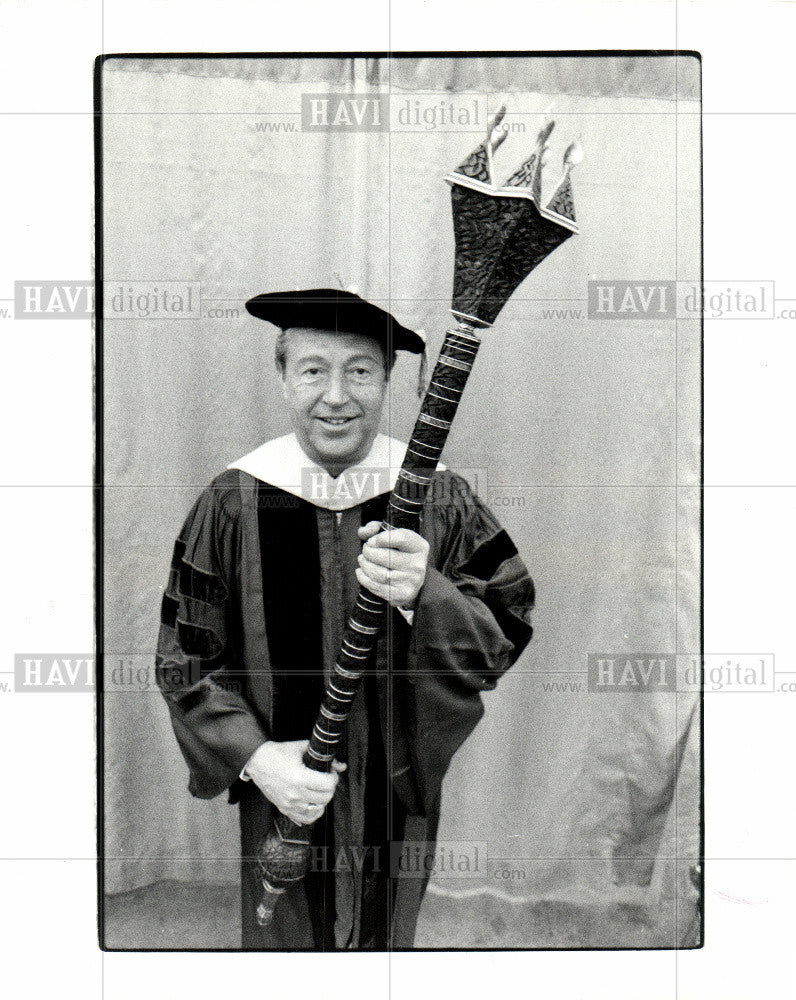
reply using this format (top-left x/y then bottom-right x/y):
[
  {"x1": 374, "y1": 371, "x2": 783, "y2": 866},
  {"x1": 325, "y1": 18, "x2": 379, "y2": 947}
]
[
  {"x1": 100, "y1": 55, "x2": 700, "y2": 928},
  {"x1": 107, "y1": 53, "x2": 699, "y2": 99}
]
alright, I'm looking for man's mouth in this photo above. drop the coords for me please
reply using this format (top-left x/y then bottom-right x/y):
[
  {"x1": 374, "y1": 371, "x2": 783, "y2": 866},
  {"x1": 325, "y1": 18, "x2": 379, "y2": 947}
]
[{"x1": 316, "y1": 416, "x2": 357, "y2": 426}]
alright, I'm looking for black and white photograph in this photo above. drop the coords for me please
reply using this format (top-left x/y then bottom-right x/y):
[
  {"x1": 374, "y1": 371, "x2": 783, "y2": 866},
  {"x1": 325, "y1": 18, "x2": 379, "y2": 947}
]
[
  {"x1": 97, "y1": 52, "x2": 701, "y2": 951},
  {"x1": 4, "y1": 1, "x2": 796, "y2": 997}
]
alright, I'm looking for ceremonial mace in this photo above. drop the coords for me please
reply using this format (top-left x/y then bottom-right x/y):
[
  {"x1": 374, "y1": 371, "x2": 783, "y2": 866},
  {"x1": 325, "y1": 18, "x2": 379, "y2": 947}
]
[{"x1": 256, "y1": 107, "x2": 582, "y2": 925}]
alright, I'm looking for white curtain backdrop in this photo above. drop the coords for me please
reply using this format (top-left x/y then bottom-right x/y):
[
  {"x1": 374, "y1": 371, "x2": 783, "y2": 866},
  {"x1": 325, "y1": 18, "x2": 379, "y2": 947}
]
[{"x1": 100, "y1": 55, "x2": 700, "y2": 925}]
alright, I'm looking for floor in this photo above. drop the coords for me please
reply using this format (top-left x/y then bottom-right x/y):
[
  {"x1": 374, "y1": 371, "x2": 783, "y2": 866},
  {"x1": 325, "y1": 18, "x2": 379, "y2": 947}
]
[{"x1": 102, "y1": 862, "x2": 700, "y2": 950}]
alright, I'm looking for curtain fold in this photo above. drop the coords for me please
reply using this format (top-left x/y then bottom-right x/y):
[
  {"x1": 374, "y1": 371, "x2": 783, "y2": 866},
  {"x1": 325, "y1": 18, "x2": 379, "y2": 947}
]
[{"x1": 105, "y1": 54, "x2": 699, "y2": 102}]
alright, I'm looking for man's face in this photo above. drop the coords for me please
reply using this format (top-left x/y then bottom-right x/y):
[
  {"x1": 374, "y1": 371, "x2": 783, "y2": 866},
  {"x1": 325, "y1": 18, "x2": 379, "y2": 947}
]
[{"x1": 279, "y1": 328, "x2": 389, "y2": 476}]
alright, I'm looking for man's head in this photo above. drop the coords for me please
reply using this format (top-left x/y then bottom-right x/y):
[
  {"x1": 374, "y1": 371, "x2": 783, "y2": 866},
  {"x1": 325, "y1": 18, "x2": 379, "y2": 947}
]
[
  {"x1": 276, "y1": 326, "x2": 394, "y2": 477},
  {"x1": 245, "y1": 288, "x2": 425, "y2": 476}
]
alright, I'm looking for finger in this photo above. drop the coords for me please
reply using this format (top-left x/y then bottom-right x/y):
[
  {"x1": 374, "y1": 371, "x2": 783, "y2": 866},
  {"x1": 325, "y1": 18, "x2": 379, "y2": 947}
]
[
  {"x1": 357, "y1": 521, "x2": 383, "y2": 540},
  {"x1": 358, "y1": 556, "x2": 389, "y2": 582},
  {"x1": 355, "y1": 567, "x2": 390, "y2": 601},
  {"x1": 296, "y1": 787, "x2": 334, "y2": 808},
  {"x1": 299, "y1": 782, "x2": 337, "y2": 805},
  {"x1": 358, "y1": 563, "x2": 414, "y2": 592},
  {"x1": 300, "y1": 770, "x2": 340, "y2": 794},
  {"x1": 355, "y1": 568, "x2": 409, "y2": 606},
  {"x1": 357, "y1": 558, "x2": 385, "y2": 584},
  {"x1": 359, "y1": 557, "x2": 414, "y2": 585},
  {"x1": 365, "y1": 528, "x2": 428, "y2": 553},
  {"x1": 286, "y1": 809, "x2": 312, "y2": 827},
  {"x1": 331, "y1": 760, "x2": 347, "y2": 773},
  {"x1": 358, "y1": 563, "x2": 413, "y2": 587},
  {"x1": 360, "y1": 546, "x2": 414, "y2": 570}
]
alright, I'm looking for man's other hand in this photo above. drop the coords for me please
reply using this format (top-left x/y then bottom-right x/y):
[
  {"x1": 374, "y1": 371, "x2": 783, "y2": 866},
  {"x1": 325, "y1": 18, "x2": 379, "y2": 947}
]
[
  {"x1": 356, "y1": 521, "x2": 429, "y2": 609},
  {"x1": 244, "y1": 740, "x2": 346, "y2": 826}
]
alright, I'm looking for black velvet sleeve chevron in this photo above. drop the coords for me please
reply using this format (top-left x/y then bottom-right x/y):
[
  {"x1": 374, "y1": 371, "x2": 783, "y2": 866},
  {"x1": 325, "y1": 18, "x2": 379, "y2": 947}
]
[{"x1": 155, "y1": 480, "x2": 269, "y2": 799}]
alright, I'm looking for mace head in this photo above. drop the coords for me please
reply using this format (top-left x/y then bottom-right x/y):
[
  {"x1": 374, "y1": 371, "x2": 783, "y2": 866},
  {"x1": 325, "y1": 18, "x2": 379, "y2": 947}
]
[{"x1": 444, "y1": 108, "x2": 581, "y2": 326}]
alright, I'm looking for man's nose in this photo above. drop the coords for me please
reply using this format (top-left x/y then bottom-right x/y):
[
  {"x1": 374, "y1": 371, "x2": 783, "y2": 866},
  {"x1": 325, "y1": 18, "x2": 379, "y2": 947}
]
[{"x1": 322, "y1": 371, "x2": 349, "y2": 406}]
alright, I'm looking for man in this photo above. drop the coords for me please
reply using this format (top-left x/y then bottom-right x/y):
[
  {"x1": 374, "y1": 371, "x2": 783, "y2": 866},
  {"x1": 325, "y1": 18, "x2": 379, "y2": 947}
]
[{"x1": 155, "y1": 288, "x2": 535, "y2": 950}]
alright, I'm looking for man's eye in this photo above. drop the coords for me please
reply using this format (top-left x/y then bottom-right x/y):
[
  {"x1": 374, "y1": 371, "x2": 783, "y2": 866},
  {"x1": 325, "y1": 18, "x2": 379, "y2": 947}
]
[{"x1": 303, "y1": 368, "x2": 322, "y2": 377}]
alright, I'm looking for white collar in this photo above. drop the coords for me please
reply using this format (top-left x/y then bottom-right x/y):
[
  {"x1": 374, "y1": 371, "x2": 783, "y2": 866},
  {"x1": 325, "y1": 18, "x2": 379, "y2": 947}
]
[{"x1": 228, "y1": 432, "x2": 445, "y2": 511}]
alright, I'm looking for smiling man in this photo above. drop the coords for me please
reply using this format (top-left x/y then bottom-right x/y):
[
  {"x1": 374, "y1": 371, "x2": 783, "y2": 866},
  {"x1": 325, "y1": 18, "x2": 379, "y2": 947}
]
[
  {"x1": 155, "y1": 288, "x2": 535, "y2": 950},
  {"x1": 278, "y1": 326, "x2": 390, "y2": 476}
]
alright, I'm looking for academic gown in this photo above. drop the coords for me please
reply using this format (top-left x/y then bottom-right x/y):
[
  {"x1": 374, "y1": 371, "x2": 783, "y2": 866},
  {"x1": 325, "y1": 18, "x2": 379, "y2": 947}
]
[{"x1": 155, "y1": 433, "x2": 534, "y2": 949}]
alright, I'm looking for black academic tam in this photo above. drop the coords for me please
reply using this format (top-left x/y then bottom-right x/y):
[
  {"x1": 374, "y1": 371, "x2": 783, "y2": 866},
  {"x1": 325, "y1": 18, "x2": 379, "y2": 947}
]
[{"x1": 245, "y1": 288, "x2": 426, "y2": 354}]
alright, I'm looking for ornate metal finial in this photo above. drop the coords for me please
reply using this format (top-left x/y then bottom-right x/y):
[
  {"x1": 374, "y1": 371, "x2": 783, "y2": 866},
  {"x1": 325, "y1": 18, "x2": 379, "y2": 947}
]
[
  {"x1": 444, "y1": 107, "x2": 581, "y2": 326},
  {"x1": 450, "y1": 104, "x2": 508, "y2": 187}
]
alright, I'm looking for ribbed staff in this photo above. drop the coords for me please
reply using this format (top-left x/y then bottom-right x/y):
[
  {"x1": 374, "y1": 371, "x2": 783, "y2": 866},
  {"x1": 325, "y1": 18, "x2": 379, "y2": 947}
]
[
  {"x1": 255, "y1": 106, "x2": 580, "y2": 926},
  {"x1": 303, "y1": 319, "x2": 484, "y2": 768}
]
